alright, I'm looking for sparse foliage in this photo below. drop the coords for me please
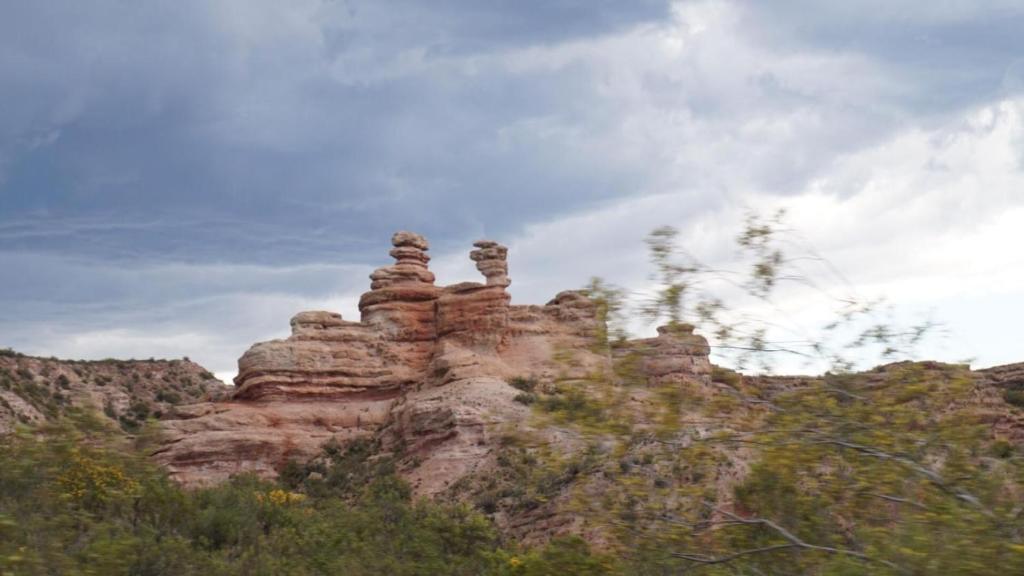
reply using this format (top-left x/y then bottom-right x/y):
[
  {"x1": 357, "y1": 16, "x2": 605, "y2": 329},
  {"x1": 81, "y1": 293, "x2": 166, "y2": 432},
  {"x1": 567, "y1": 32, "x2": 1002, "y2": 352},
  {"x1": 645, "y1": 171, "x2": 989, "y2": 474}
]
[
  {"x1": 581, "y1": 277, "x2": 629, "y2": 347},
  {"x1": 633, "y1": 209, "x2": 938, "y2": 373}
]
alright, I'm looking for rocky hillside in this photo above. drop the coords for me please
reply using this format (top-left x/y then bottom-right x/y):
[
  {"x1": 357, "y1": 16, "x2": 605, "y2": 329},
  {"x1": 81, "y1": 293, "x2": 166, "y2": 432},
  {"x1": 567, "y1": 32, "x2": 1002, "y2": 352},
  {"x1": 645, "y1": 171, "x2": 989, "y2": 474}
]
[
  {"x1": 5, "y1": 231, "x2": 1024, "y2": 573},
  {"x1": 150, "y1": 232, "x2": 1024, "y2": 559},
  {"x1": 0, "y1": 349, "x2": 228, "y2": 434},
  {"x1": 448, "y1": 359, "x2": 1024, "y2": 555}
]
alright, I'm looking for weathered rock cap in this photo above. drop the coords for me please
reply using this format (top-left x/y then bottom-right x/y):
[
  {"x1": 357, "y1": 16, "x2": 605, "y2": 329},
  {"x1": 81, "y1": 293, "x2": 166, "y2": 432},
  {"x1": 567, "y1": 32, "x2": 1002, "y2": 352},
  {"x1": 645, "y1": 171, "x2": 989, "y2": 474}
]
[
  {"x1": 546, "y1": 290, "x2": 592, "y2": 307},
  {"x1": 291, "y1": 311, "x2": 345, "y2": 329},
  {"x1": 392, "y1": 231, "x2": 429, "y2": 250},
  {"x1": 469, "y1": 246, "x2": 508, "y2": 262},
  {"x1": 657, "y1": 323, "x2": 696, "y2": 336},
  {"x1": 470, "y1": 239, "x2": 510, "y2": 286}
]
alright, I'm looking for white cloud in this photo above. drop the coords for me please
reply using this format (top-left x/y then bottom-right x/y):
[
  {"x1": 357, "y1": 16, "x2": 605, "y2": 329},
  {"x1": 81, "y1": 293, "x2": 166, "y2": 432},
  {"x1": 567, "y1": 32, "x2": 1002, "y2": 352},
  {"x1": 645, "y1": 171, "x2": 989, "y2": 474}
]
[{"x1": 500, "y1": 96, "x2": 1024, "y2": 371}]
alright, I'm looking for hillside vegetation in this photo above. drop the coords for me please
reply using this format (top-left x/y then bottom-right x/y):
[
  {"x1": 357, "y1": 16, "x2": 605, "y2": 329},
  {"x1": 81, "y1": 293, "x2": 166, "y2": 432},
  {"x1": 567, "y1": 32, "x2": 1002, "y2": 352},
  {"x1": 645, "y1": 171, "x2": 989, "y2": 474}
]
[
  {"x1": 0, "y1": 412, "x2": 612, "y2": 575},
  {"x1": 498, "y1": 360, "x2": 1024, "y2": 573},
  {"x1": 0, "y1": 349, "x2": 227, "y2": 433},
  {"x1": 3, "y1": 359, "x2": 1023, "y2": 575}
]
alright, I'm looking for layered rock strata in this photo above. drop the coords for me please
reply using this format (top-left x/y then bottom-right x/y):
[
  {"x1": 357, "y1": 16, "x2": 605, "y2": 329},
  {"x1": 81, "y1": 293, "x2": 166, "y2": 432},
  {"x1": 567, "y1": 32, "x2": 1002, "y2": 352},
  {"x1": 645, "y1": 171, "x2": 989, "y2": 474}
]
[
  {"x1": 470, "y1": 240, "x2": 510, "y2": 286},
  {"x1": 155, "y1": 231, "x2": 712, "y2": 491}
]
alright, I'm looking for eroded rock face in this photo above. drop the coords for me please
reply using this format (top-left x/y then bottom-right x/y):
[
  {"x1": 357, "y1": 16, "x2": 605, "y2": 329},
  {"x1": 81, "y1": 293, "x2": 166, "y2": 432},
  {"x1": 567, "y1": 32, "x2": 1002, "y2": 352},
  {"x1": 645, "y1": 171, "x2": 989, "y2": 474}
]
[{"x1": 155, "y1": 232, "x2": 713, "y2": 492}]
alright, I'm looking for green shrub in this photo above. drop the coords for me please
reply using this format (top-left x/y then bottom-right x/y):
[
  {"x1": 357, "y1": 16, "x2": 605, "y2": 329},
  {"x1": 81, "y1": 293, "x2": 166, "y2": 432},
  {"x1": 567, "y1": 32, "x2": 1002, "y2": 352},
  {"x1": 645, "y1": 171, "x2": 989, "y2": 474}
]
[
  {"x1": 537, "y1": 386, "x2": 606, "y2": 425},
  {"x1": 508, "y1": 376, "x2": 538, "y2": 393},
  {"x1": 129, "y1": 400, "x2": 151, "y2": 419},
  {"x1": 155, "y1": 389, "x2": 182, "y2": 405},
  {"x1": 1, "y1": 413, "x2": 610, "y2": 575},
  {"x1": 55, "y1": 374, "x2": 71, "y2": 389},
  {"x1": 710, "y1": 365, "x2": 742, "y2": 386},
  {"x1": 991, "y1": 439, "x2": 1015, "y2": 459},
  {"x1": 1004, "y1": 388, "x2": 1024, "y2": 408},
  {"x1": 513, "y1": 393, "x2": 537, "y2": 405}
]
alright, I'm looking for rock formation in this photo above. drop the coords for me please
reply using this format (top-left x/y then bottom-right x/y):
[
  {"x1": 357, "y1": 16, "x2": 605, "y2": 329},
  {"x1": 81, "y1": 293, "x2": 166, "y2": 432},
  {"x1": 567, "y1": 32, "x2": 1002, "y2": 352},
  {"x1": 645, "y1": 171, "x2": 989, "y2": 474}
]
[
  {"x1": 470, "y1": 240, "x2": 510, "y2": 286},
  {"x1": 154, "y1": 232, "x2": 712, "y2": 492}
]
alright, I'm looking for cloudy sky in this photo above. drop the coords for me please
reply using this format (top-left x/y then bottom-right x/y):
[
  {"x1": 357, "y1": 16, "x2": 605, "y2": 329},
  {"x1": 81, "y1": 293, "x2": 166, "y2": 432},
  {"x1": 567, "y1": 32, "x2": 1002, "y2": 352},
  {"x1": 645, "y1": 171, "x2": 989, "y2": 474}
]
[{"x1": 2, "y1": 0, "x2": 1023, "y2": 380}]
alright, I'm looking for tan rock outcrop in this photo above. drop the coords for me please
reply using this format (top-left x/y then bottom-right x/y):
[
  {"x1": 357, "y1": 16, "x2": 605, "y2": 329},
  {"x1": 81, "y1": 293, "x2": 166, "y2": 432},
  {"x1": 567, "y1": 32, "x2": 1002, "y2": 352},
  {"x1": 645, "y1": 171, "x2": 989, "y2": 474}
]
[{"x1": 154, "y1": 232, "x2": 714, "y2": 493}]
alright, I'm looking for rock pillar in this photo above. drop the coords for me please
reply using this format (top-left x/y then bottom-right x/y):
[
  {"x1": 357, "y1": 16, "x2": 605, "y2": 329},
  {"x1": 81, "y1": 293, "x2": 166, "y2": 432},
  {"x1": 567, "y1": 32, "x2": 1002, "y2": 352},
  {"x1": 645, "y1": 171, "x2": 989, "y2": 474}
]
[{"x1": 359, "y1": 231, "x2": 441, "y2": 341}]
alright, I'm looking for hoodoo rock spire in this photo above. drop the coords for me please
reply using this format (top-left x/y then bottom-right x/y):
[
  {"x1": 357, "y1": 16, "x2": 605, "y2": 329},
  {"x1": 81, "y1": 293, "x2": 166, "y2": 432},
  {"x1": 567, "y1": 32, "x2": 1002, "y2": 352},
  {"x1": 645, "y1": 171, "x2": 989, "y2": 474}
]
[{"x1": 155, "y1": 232, "x2": 711, "y2": 496}]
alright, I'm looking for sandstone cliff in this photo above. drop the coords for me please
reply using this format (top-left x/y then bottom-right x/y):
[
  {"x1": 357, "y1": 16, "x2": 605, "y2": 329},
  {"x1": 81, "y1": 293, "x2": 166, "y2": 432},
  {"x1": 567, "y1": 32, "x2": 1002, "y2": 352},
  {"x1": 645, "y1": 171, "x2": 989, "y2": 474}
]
[
  {"x1": 154, "y1": 232, "x2": 713, "y2": 496},
  {"x1": 151, "y1": 232, "x2": 1024, "y2": 547}
]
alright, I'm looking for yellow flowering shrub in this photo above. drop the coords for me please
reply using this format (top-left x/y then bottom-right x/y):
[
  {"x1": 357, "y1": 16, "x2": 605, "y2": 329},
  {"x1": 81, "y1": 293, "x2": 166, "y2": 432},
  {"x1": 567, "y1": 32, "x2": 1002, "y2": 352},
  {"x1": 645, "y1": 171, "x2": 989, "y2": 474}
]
[
  {"x1": 57, "y1": 451, "x2": 140, "y2": 509},
  {"x1": 254, "y1": 488, "x2": 306, "y2": 506}
]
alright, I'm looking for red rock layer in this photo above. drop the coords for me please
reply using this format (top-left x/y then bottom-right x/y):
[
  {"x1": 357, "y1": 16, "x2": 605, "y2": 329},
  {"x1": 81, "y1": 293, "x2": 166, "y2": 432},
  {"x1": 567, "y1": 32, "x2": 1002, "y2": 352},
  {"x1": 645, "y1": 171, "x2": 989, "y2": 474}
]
[{"x1": 155, "y1": 231, "x2": 714, "y2": 490}]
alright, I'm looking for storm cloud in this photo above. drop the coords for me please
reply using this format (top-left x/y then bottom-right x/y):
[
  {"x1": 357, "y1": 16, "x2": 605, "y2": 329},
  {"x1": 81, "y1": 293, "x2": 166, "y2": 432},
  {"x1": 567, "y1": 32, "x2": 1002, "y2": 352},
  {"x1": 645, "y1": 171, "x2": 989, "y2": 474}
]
[{"x1": 2, "y1": 0, "x2": 1023, "y2": 377}]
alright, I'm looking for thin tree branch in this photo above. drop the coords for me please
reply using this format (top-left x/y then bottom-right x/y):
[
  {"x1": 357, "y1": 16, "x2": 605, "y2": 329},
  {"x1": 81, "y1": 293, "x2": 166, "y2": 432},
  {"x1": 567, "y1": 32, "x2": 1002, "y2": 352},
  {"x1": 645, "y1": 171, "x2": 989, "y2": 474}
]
[
  {"x1": 671, "y1": 543, "x2": 798, "y2": 566},
  {"x1": 867, "y1": 493, "x2": 931, "y2": 511},
  {"x1": 668, "y1": 502, "x2": 907, "y2": 573},
  {"x1": 809, "y1": 438, "x2": 993, "y2": 516}
]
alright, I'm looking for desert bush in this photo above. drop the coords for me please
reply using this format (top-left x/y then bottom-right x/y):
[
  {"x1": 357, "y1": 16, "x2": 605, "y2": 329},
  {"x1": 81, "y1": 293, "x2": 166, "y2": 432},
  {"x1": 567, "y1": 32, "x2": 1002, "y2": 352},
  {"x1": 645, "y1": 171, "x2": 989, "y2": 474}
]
[
  {"x1": 155, "y1": 389, "x2": 182, "y2": 405},
  {"x1": 513, "y1": 392, "x2": 537, "y2": 405},
  {"x1": 507, "y1": 376, "x2": 537, "y2": 393},
  {"x1": 1004, "y1": 388, "x2": 1024, "y2": 408},
  {"x1": 0, "y1": 411, "x2": 609, "y2": 576}
]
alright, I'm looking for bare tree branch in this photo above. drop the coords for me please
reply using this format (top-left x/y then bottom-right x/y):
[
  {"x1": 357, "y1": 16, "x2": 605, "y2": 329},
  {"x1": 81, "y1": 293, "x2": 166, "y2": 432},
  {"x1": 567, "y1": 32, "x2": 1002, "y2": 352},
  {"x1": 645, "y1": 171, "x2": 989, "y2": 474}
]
[
  {"x1": 867, "y1": 493, "x2": 931, "y2": 511},
  {"x1": 671, "y1": 543, "x2": 798, "y2": 566},
  {"x1": 665, "y1": 502, "x2": 907, "y2": 573},
  {"x1": 808, "y1": 438, "x2": 993, "y2": 516}
]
